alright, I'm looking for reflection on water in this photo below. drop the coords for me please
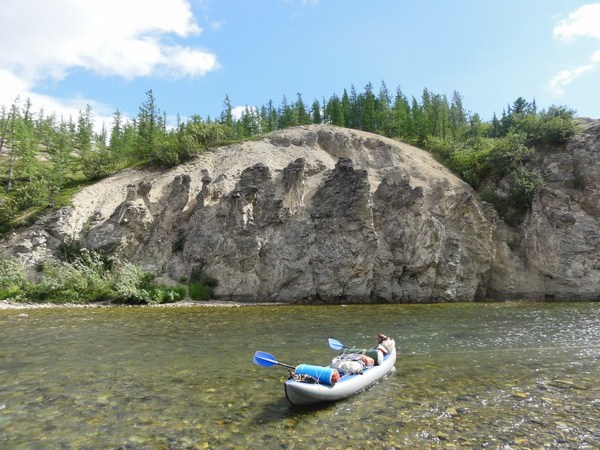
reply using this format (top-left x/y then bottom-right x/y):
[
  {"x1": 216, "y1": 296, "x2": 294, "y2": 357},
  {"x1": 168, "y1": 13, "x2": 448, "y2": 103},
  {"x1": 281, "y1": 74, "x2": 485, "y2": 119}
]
[{"x1": 1, "y1": 302, "x2": 599, "y2": 448}]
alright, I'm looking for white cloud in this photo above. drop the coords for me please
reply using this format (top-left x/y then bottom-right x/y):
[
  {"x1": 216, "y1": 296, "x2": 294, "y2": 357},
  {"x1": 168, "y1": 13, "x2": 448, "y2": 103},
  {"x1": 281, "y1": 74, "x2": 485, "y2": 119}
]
[
  {"x1": 211, "y1": 21, "x2": 224, "y2": 31},
  {"x1": 547, "y1": 3, "x2": 600, "y2": 96},
  {"x1": 0, "y1": 0, "x2": 217, "y2": 128},
  {"x1": 0, "y1": 68, "x2": 114, "y2": 132},
  {"x1": 547, "y1": 64, "x2": 595, "y2": 97},
  {"x1": 0, "y1": 0, "x2": 217, "y2": 82},
  {"x1": 553, "y1": 3, "x2": 600, "y2": 40}
]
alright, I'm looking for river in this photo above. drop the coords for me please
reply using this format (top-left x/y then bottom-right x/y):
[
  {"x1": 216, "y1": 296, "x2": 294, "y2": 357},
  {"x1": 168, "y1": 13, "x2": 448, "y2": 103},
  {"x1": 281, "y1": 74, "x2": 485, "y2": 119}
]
[{"x1": 1, "y1": 302, "x2": 599, "y2": 448}]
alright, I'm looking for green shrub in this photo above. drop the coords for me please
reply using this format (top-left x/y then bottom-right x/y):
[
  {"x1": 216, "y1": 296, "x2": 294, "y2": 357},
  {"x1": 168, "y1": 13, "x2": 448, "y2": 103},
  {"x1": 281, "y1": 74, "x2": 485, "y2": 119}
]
[
  {"x1": 423, "y1": 135, "x2": 454, "y2": 161},
  {"x1": 186, "y1": 268, "x2": 218, "y2": 301},
  {"x1": 479, "y1": 187, "x2": 529, "y2": 227},
  {"x1": 10, "y1": 178, "x2": 49, "y2": 211},
  {"x1": 146, "y1": 283, "x2": 187, "y2": 304},
  {"x1": 149, "y1": 133, "x2": 181, "y2": 167},
  {"x1": 188, "y1": 282, "x2": 212, "y2": 301},
  {"x1": 80, "y1": 149, "x2": 117, "y2": 180},
  {"x1": 487, "y1": 133, "x2": 533, "y2": 176},
  {"x1": 6, "y1": 250, "x2": 187, "y2": 305},
  {"x1": 0, "y1": 197, "x2": 17, "y2": 233},
  {"x1": 109, "y1": 261, "x2": 187, "y2": 304},
  {"x1": 110, "y1": 262, "x2": 156, "y2": 304},
  {"x1": 169, "y1": 285, "x2": 188, "y2": 302},
  {"x1": 447, "y1": 137, "x2": 493, "y2": 188},
  {"x1": 508, "y1": 166, "x2": 544, "y2": 206},
  {"x1": 0, "y1": 257, "x2": 30, "y2": 300},
  {"x1": 30, "y1": 251, "x2": 112, "y2": 303},
  {"x1": 532, "y1": 106, "x2": 578, "y2": 146}
]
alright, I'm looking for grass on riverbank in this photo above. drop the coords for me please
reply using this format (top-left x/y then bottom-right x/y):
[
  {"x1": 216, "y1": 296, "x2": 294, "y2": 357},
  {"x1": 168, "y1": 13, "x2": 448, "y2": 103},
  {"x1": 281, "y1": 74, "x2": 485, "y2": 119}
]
[{"x1": 0, "y1": 251, "x2": 217, "y2": 305}]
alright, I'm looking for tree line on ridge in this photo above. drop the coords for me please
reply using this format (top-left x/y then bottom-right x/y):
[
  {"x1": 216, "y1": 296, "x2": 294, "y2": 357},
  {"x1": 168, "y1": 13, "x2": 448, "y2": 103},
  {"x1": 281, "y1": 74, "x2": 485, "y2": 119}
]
[{"x1": 0, "y1": 81, "x2": 578, "y2": 232}]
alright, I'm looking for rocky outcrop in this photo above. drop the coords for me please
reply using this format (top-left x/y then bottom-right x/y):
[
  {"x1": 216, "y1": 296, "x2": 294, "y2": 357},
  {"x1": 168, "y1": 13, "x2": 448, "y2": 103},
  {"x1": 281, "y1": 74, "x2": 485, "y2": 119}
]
[
  {"x1": 486, "y1": 119, "x2": 600, "y2": 300},
  {"x1": 2, "y1": 123, "x2": 600, "y2": 302}
]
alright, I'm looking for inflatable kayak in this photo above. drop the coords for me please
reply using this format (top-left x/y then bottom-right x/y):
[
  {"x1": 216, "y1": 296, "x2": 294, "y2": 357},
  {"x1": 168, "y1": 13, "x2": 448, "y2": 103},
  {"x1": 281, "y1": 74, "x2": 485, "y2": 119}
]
[
  {"x1": 254, "y1": 334, "x2": 396, "y2": 406},
  {"x1": 283, "y1": 347, "x2": 396, "y2": 406}
]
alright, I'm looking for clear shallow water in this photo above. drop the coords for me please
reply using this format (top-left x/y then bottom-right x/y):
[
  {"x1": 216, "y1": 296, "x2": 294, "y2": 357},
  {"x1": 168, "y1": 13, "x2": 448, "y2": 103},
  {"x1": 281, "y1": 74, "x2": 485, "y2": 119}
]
[{"x1": 1, "y1": 302, "x2": 599, "y2": 448}]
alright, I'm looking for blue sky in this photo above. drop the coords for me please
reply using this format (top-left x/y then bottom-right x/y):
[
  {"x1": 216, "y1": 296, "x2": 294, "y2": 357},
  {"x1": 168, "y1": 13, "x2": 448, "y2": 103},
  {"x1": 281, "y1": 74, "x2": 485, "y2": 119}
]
[{"x1": 1, "y1": 0, "x2": 599, "y2": 129}]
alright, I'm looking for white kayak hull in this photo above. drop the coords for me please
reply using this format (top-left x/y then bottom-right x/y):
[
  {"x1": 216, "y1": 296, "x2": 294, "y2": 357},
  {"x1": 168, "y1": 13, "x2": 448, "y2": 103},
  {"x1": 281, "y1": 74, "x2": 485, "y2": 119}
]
[{"x1": 284, "y1": 349, "x2": 396, "y2": 406}]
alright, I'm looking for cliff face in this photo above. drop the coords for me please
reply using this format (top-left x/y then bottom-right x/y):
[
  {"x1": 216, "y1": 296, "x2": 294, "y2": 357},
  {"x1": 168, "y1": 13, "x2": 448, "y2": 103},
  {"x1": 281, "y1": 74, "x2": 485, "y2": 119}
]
[
  {"x1": 2, "y1": 123, "x2": 600, "y2": 302},
  {"x1": 488, "y1": 119, "x2": 600, "y2": 300}
]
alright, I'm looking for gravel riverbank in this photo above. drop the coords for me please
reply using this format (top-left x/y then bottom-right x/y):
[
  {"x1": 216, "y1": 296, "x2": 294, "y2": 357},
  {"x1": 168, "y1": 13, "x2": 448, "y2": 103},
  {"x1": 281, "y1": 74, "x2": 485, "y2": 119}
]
[{"x1": 0, "y1": 300, "x2": 280, "y2": 310}]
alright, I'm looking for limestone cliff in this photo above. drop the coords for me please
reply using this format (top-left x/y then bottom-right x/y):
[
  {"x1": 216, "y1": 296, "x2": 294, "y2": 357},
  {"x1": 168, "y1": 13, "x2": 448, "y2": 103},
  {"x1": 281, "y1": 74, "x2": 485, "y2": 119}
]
[{"x1": 2, "y1": 123, "x2": 599, "y2": 302}]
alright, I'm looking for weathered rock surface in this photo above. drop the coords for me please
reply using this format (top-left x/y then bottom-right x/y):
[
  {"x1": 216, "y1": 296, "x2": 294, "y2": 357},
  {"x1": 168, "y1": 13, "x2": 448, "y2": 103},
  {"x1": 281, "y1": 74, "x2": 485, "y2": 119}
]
[
  {"x1": 2, "y1": 123, "x2": 599, "y2": 302},
  {"x1": 486, "y1": 119, "x2": 600, "y2": 301}
]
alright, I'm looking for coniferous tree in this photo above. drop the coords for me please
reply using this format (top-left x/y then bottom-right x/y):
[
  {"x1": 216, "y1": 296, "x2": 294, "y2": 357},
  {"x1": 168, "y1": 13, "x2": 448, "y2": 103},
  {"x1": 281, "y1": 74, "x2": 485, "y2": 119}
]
[
  {"x1": 22, "y1": 98, "x2": 34, "y2": 124},
  {"x1": 266, "y1": 99, "x2": 278, "y2": 132},
  {"x1": 278, "y1": 95, "x2": 295, "y2": 129},
  {"x1": 311, "y1": 99, "x2": 322, "y2": 124},
  {"x1": 240, "y1": 106, "x2": 260, "y2": 137},
  {"x1": 412, "y1": 96, "x2": 428, "y2": 145},
  {"x1": 220, "y1": 95, "x2": 234, "y2": 128},
  {"x1": 295, "y1": 93, "x2": 310, "y2": 125},
  {"x1": 429, "y1": 94, "x2": 450, "y2": 140},
  {"x1": 259, "y1": 105, "x2": 269, "y2": 133},
  {"x1": 3, "y1": 100, "x2": 21, "y2": 191},
  {"x1": 490, "y1": 112, "x2": 501, "y2": 138},
  {"x1": 12, "y1": 113, "x2": 38, "y2": 181},
  {"x1": 0, "y1": 101, "x2": 43, "y2": 213},
  {"x1": 449, "y1": 91, "x2": 468, "y2": 140},
  {"x1": 348, "y1": 85, "x2": 362, "y2": 130},
  {"x1": 361, "y1": 82, "x2": 376, "y2": 132},
  {"x1": 420, "y1": 88, "x2": 433, "y2": 137},
  {"x1": 512, "y1": 97, "x2": 531, "y2": 115},
  {"x1": 325, "y1": 94, "x2": 344, "y2": 126},
  {"x1": 393, "y1": 87, "x2": 412, "y2": 140},
  {"x1": 0, "y1": 105, "x2": 9, "y2": 155},
  {"x1": 377, "y1": 80, "x2": 394, "y2": 137},
  {"x1": 469, "y1": 113, "x2": 484, "y2": 137},
  {"x1": 76, "y1": 104, "x2": 94, "y2": 174},
  {"x1": 137, "y1": 89, "x2": 160, "y2": 162},
  {"x1": 37, "y1": 110, "x2": 57, "y2": 151},
  {"x1": 220, "y1": 95, "x2": 236, "y2": 140},
  {"x1": 341, "y1": 89, "x2": 351, "y2": 128},
  {"x1": 47, "y1": 119, "x2": 75, "y2": 206},
  {"x1": 109, "y1": 109, "x2": 124, "y2": 158}
]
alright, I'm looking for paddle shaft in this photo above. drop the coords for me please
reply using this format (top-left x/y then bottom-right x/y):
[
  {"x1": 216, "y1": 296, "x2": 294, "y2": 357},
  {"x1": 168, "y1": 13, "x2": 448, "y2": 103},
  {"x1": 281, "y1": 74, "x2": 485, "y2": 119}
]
[
  {"x1": 253, "y1": 351, "x2": 296, "y2": 370},
  {"x1": 275, "y1": 361, "x2": 296, "y2": 370}
]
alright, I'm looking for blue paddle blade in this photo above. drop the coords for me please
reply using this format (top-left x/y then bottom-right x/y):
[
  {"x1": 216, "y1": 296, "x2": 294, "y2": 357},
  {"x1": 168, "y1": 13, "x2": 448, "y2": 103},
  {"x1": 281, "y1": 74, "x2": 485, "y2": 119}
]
[
  {"x1": 253, "y1": 351, "x2": 278, "y2": 367},
  {"x1": 328, "y1": 338, "x2": 345, "y2": 351}
]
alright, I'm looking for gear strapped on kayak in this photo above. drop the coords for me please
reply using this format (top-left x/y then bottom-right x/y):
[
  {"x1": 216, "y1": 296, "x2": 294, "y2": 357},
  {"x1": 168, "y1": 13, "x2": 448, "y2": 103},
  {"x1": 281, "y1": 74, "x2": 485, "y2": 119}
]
[{"x1": 253, "y1": 334, "x2": 397, "y2": 405}]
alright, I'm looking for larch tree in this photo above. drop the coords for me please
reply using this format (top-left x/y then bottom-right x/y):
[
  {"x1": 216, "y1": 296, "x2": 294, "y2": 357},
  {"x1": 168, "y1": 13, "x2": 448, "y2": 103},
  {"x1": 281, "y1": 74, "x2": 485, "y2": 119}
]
[
  {"x1": 361, "y1": 82, "x2": 376, "y2": 132},
  {"x1": 325, "y1": 94, "x2": 344, "y2": 126},
  {"x1": 137, "y1": 89, "x2": 160, "y2": 162},
  {"x1": 377, "y1": 80, "x2": 395, "y2": 137},
  {"x1": 3, "y1": 100, "x2": 21, "y2": 191},
  {"x1": 47, "y1": 119, "x2": 76, "y2": 206},
  {"x1": 311, "y1": 99, "x2": 322, "y2": 124},
  {"x1": 76, "y1": 104, "x2": 95, "y2": 178}
]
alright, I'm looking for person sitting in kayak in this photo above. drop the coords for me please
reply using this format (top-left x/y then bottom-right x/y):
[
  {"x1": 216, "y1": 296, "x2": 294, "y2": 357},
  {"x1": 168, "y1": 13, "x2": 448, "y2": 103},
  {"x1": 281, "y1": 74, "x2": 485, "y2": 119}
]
[
  {"x1": 377, "y1": 333, "x2": 395, "y2": 355},
  {"x1": 330, "y1": 333, "x2": 394, "y2": 375}
]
